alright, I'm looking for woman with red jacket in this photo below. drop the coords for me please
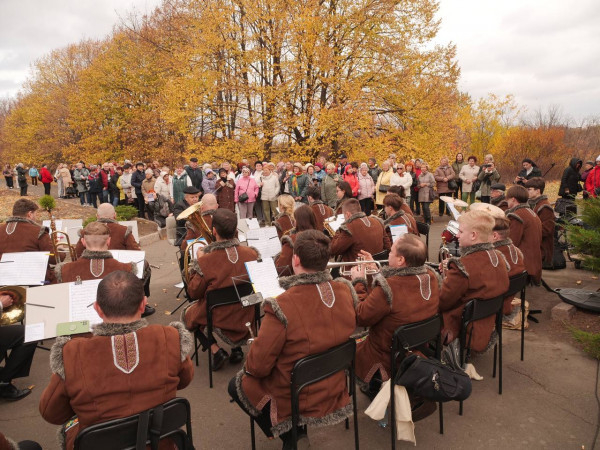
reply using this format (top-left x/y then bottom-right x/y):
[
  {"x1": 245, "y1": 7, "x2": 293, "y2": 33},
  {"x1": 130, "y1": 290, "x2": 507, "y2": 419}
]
[
  {"x1": 343, "y1": 164, "x2": 359, "y2": 197},
  {"x1": 40, "y1": 164, "x2": 53, "y2": 196}
]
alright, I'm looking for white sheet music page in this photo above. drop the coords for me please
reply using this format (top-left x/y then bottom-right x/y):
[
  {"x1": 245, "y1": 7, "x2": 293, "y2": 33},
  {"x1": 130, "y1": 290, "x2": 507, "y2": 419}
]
[
  {"x1": 246, "y1": 226, "x2": 281, "y2": 259},
  {"x1": 69, "y1": 279, "x2": 102, "y2": 325},
  {"x1": 246, "y1": 218, "x2": 260, "y2": 230},
  {"x1": 447, "y1": 203, "x2": 461, "y2": 221},
  {"x1": 245, "y1": 258, "x2": 284, "y2": 298},
  {"x1": 0, "y1": 252, "x2": 49, "y2": 285},
  {"x1": 390, "y1": 225, "x2": 408, "y2": 242},
  {"x1": 118, "y1": 221, "x2": 140, "y2": 243},
  {"x1": 109, "y1": 250, "x2": 145, "y2": 279}
]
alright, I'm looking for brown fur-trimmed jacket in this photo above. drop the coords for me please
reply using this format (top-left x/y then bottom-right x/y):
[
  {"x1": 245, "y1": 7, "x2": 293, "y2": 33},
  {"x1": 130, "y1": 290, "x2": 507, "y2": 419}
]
[
  {"x1": 330, "y1": 212, "x2": 391, "y2": 263},
  {"x1": 179, "y1": 209, "x2": 215, "y2": 253},
  {"x1": 528, "y1": 195, "x2": 555, "y2": 265},
  {"x1": 39, "y1": 320, "x2": 194, "y2": 450},
  {"x1": 235, "y1": 271, "x2": 357, "y2": 437},
  {"x1": 274, "y1": 213, "x2": 294, "y2": 240},
  {"x1": 383, "y1": 210, "x2": 419, "y2": 243},
  {"x1": 75, "y1": 219, "x2": 140, "y2": 257},
  {"x1": 184, "y1": 239, "x2": 259, "y2": 346},
  {"x1": 493, "y1": 239, "x2": 526, "y2": 314},
  {"x1": 352, "y1": 266, "x2": 440, "y2": 384},
  {"x1": 309, "y1": 201, "x2": 334, "y2": 232},
  {"x1": 440, "y1": 242, "x2": 510, "y2": 352},
  {"x1": 274, "y1": 232, "x2": 297, "y2": 277},
  {"x1": 54, "y1": 250, "x2": 137, "y2": 284},
  {"x1": 506, "y1": 204, "x2": 543, "y2": 283},
  {"x1": 0, "y1": 216, "x2": 57, "y2": 265}
]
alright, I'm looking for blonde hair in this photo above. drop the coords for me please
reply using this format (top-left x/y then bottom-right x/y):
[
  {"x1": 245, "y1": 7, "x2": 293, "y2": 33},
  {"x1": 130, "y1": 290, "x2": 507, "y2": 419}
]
[
  {"x1": 326, "y1": 162, "x2": 335, "y2": 171},
  {"x1": 278, "y1": 194, "x2": 295, "y2": 215},
  {"x1": 458, "y1": 210, "x2": 495, "y2": 241}
]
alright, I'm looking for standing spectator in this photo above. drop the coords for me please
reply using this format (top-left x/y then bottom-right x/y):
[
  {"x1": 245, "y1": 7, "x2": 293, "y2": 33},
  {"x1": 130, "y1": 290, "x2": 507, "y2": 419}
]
[
  {"x1": 73, "y1": 163, "x2": 90, "y2": 206},
  {"x1": 581, "y1": 160, "x2": 594, "y2": 198},
  {"x1": 336, "y1": 153, "x2": 349, "y2": 175},
  {"x1": 201, "y1": 168, "x2": 217, "y2": 195},
  {"x1": 215, "y1": 167, "x2": 236, "y2": 212},
  {"x1": 390, "y1": 163, "x2": 412, "y2": 200},
  {"x1": 99, "y1": 163, "x2": 114, "y2": 204},
  {"x1": 119, "y1": 163, "x2": 135, "y2": 205},
  {"x1": 59, "y1": 163, "x2": 73, "y2": 198},
  {"x1": 452, "y1": 153, "x2": 466, "y2": 199},
  {"x1": 434, "y1": 157, "x2": 456, "y2": 216},
  {"x1": 342, "y1": 164, "x2": 359, "y2": 197},
  {"x1": 259, "y1": 163, "x2": 280, "y2": 225},
  {"x1": 235, "y1": 166, "x2": 259, "y2": 219},
  {"x1": 53, "y1": 165, "x2": 63, "y2": 197},
  {"x1": 357, "y1": 163, "x2": 375, "y2": 215},
  {"x1": 313, "y1": 162, "x2": 326, "y2": 184},
  {"x1": 172, "y1": 164, "x2": 192, "y2": 202},
  {"x1": 108, "y1": 166, "x2": 121, "y2": 207},
  {"x1": 388, "y1": 153, "x2": 398, "y2": 171},
  {"x1": 514, "y1": 158, "x2": 542, "y2": 186},
  {"x1": 29, "y1": 165, "x2": 39, "y2": 186},
  {"x1": 185, "y1": 157, "x2": 203, "y2": 192},
  {"x1": 141, "y1": 169, "x2": 156, "y2": 221},
  {"x1": 151, "y1": 160, "x2": 161, "y2": 178},
  {"x1": 154, "y1": 171, "x2": 173, "y2": 203},
  {"x1": 3, "y1": 164, "x2": 14, "y2": 189},
  {"x1": 130, "y1": 162, "x2": 146, "y2": 218},
  {"x1": 334, "y1": 181, "x2": 353, "y2": 214},
  {"x1": 459, "y1": 156, "x2": 480, "y2": 204},
  {"x1": 417, "y1": 163, "x2": 435, "y2": 224},
  {"x1": 16, "y1": 163, "x2": 28, "y2": 196},
  {"x1": 40, "y1": 164, "x2": 53, "y2": 196},
  {"x1": 321, "y1": 163, "x2": 339, "y2": 209},
  {"x1": 375, "y1": 160, "x2": 394, "y2": 208},
  {"x1": 252, "y1": 162, "x2": 265, "y2": 223},
  {"x1": 477, "y1": 155, "x2": 500, "y2": 203},
  {"x1": 305, "y1": 164, "x2": 318, "y2": 187},
  {"x1": 87, "y1": 165, "x2": 103, "y2": 208},
  {"x1": 558, "y1": 158, "x2": 582, "y2": 199},
  {"x1": 406, "y1": 161, "x2": 420, "y2": 215},
  {"x1": 279, "y1": 161, "x2": 293, "y2": 194},
  {"x1": 586, "y1": 155, "x2": 600, "y2": 198},
  {"x1": 288, "y1": 162, "x2": 309, "y2": 203},
  {"x1": 367, "y1": 157, "x2": 381, "y2": 183}
]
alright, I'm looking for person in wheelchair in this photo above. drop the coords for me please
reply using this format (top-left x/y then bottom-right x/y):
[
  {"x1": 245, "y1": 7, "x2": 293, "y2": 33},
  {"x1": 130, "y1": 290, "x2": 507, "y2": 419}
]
[{"x1": 39, "y1": 271, "x2": 194, "y2": 450}]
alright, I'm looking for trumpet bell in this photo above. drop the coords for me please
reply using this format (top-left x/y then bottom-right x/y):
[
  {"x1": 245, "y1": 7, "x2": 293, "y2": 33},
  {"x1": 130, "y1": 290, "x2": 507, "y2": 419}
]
[{"x1": 0, "y1": 286, "x2": 26, "y2": 326}]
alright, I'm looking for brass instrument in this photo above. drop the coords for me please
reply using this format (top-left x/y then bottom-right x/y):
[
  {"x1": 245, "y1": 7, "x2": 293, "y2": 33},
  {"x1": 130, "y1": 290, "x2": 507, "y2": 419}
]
[
  {"x1": 438, "y1": 236, "x2": 451, "y2": 276},
  {"x1": 49, "y1": 215, "x2": 77, "y2": 262},
  {"x1": 176, "y1": 202, "x2": 214, "y2": 244},
  {"x1": 183, "y1": 236, "x2": 209, "y2": 285},
  {"x1": 246, "y1": 322, "x2": 255, "y2": 345},
  {"x1": 0, "y1": 286, "x2": 26, "y2": 326},
  {"x1": 326, "y1": 259, "x2": 386, "y2": 276}
]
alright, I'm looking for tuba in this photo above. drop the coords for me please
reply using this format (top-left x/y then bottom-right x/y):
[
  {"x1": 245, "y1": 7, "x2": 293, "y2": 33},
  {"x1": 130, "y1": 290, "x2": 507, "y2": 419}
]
[
  {"x1": 0, "y1": 286, "x2": 26, "y2": 326},
  {"x1": 183, "y1": 236, "x2": 209, "y2": 285},
  {"x1": 177, "y1": 202, "x2": 214, "y2": 244}
]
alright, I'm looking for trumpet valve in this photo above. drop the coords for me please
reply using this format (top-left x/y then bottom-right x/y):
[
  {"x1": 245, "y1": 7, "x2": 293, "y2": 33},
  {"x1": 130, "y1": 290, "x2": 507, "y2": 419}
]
[{"x1": 245, "y1": 321, "x2": 255, "y2": 345}]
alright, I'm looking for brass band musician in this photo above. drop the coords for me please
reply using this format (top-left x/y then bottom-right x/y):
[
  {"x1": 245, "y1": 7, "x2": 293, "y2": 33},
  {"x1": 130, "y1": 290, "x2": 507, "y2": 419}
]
[
  {"x1": 382, "y1": 193, "x2": 419, "y2": 240},
  {"x1": 179, "y1": 193, "x2": 218, "y2": 253},
  {"x1": 274, "y1": 205, "x2": 318, "y2": 276},
  {"x1": 173, "y1": 186, "x2": 201, "y2": 246},
  {"x1": 306, "y1": 186, "x2": 333, "y2": 232},
  {"x1": 525, "y1": 177, "x2": 555, "y2": 268},
  {"x1": 274, "y1": 194, "x2": 295, "y2": 239}
]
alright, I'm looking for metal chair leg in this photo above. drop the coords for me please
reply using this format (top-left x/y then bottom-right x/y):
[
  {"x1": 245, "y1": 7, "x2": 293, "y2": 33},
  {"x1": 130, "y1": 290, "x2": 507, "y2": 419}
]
[
  {"x1": 250, "y1": 418, "x2": 256, "y2": 450},
  {"x1": 439, "y1": 401, "x2": 444, "y2": 434},
  {"x1": 521, "y1": 287, "x2": 526, "y2": 361},
  {"x1": 498, "y1": 318, "x2": 503, "y2": 395},
  {"x1": 493, "y1": 344, "x2": 497, "y2": 378}
]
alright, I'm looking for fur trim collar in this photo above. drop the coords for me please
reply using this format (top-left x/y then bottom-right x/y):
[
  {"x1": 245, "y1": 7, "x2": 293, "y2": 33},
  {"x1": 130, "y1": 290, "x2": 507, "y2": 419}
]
[
  {"x1": 4, "y1": 437, "x2": 18, "y2": 450},
  {"x1": 506, "y1": 203, "x2": 531, "y2": 214},
  {"x1": 201, "y1": 209, "x2": 217, "y2": 216},
  {"x1": 491, "y1": 194, "x2": 505, "y2": 205},
  {"x1": 333, "y1": 277, "x2": 359, "y2": 308},
  {"x1": 380, "y1": 265, "x2": 427, "y2": 278},
  {"x1": 271, "y1": 403, "x2": 353, "y2": 437},
  {"x1": 278, "y1": 271, "x2": 332, "y2": 290},
  {"x1": 6, "y1": 216, "x2": 38, "y2": 226},
  {"x1": 265, "y1": 297, "x2": 288, "y2": 326},
  {"x1": 97, "y1": 218, "x2": 117, "y2": 224},
  {"x1": 372, "y1": 274, "x2": 393, "y2": 306},
  {"x1": 92, "y1": 319, "x2": 148, "y2": 336},
  {"x1": 202, "y1": 239, "x2": 239, "y2": 254},
  {"x1": 493, "y1": 239, "x2": 514, "y2": 248},
  {"x1": 50, "y1": 336, "x2": 71, "y2": 380},
  {"x1": 281, "y1": 235, "x2": 294, "y2": 248},
  {"x1": 447, "y1": 257, "x2": 468, "y2": 278},
  {"x1": 528, "y1": 195, "x2": 548, "y2": 208},
  {"x1": 459, "y1": 242, "x2": 494, "y2": 257},
  {"x1": 506, "y1": 212, "x2": 523, "y2": 223},
  {"x1": 344, "y1": 211, "x2": 367, "y2": 225},
  {"x1": 383, "y1": 211, "x2": 405, "y2": 227},
  {"x1": 81, "y1": 250, "x2": 114, "y2": 259},
  {"x1": 169, "y1": 321, "x2": 194, "y2": 361},
  {"x1": 311, "y1": 200, "x2": 325, "y2": 206}
]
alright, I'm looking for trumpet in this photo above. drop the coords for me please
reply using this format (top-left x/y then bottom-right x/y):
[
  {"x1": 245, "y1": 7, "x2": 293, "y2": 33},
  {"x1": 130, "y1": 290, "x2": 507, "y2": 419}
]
[
  {"x1": 246, "y1": 322, "x2": 255, "y2": 345},
  {"x1": 326, "y1": 258, "x2": 386, "y2": 276}
]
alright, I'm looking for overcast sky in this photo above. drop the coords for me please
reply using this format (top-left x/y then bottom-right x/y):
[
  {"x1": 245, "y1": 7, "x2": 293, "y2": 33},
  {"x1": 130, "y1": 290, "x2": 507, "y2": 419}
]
[{"x1": 1, "y1": 0, "x2": 599, "y2": 122}]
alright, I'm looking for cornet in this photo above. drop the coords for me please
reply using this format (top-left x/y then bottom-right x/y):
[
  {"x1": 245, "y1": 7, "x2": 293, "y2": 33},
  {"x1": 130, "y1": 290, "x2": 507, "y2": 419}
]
[
  {"x1": 246, "y1": 322, "x2": 255, "y2": 345},
  {"x1": 326, "y1": 258, "x2": 386, "y2": 276},
  {"x1": 438, "y1": 236, "x2": 451, "y2": 277}
]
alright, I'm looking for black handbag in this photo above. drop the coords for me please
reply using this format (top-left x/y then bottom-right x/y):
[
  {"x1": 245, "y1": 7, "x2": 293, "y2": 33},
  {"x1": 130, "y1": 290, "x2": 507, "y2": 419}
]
[
  {"x1": 379, "y1": 184, "x2": 390, "y2": 193},
  {"x1": 238, "y1": 178, "x2": 251, "y2": 202},
  {"x1": 448, "y1": 179, "x2": 458, "y2": 191},
  {"x1": 395, "y1": 353, "x2": 472, "y2": 402}
]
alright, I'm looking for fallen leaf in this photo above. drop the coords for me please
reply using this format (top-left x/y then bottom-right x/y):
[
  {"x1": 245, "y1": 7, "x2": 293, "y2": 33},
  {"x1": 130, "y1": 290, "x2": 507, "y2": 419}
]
[
  {"x1": 28, "y1": 385, "x2": 35, "y2": 390},
  {"x1": 162, "y1": 289, "x2": 167, "y2": 293},
  {"x1": 592, "y1": 276, "x2": 598, "y2": 280},
  {"x1": 154, "y1": 303, "x2": 157, "y2": 307},
  {"x1": 576, "y1": 280, "x2": 582, "y2": 285},
  {"x1": 164, "y1": 311, "x2": 171, "y2": 315}
]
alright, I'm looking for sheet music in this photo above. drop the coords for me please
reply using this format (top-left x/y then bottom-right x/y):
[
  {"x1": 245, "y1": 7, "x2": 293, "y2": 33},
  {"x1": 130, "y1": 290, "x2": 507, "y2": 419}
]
[
  {"x1": 42, "y1": 219, "x2": 63, "y2": 231},
  {"x1": 69, "y1": 279, "x2": 102, "y2": 325},
  {"x1": 0, "y1": 252, "x2": 50, "y2": 285},
  {"x1": 187, "y1": 238, "x2": 207, "y2": 260},
  {"x1": 118, "y1": 221, "x2": 140, "y2": 243},
  {"x1": 245, "y1": 259, "x2": 285, "y2": 298},
  {"x1": 109, "y1": 250, "x2": 145, "y2": 279},
  {"x1": 390, "y1": 224, "x2": 408, "y2": 242},
  {"x1": 325, "y1": 214, "x2": 346, "y2": 233},
  {"x1": 246, "y1": 226, "x2": 281, "y2": 259},
  {"x1": 447, "y1": 203, "x2": 461, "y2": 221},
  {"x1": 25, "y1": 322, "x2": 45, "y2": 342},
  {"x1": 246, "y1": 218, "x2": 260, "y2": 230}
]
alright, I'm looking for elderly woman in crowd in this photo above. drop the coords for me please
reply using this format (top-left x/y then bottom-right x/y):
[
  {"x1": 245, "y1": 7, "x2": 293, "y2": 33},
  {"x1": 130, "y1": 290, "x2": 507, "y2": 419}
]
[
  {"x1": 357, "y1": 162, "x2": 375, "y2": 215},
  {"x1": 452, "y1": 152, "x2": 466, "y2": 199},
  {"x1": 259, "y1": 163, "x2": 280, "y2": 225},
  {"x1": 390, "y1": 162, "x2": 412, "y2": 201},
  {"x1": 216, "y1": 167, "x2": 236, "y2": 212},
  {"x1": 418, "y1": 163, "x2": 436, "y2": 224},
  {"x1": 434, "y1": 156, "x2": 456, "y2": 216},
  {"x1": 405, "y1": 161, "x2": 419, "y2": 215},
  {"x1": 235, "y1": 166, "x2": 259, "y2": 219},
  {"x1": 172, "y1": 164, "x2": 192, "y2": 202},
  {"x1": 16, "y1": 163, "x2": 28, "y2": 196},
  {"x1": 459, "y1": 155, "x2": 480, "y2": 204},
  {"x1": 141, "y1": 168, "x2": 156, "y2": 220},
  {"x1": 375, "y1": 159, "x2": 394, "y2": 208},
  {"x1": 321, "y1": 162, "x2": 339, "y2": 209},
  {"x1": 58, "y1": 163, "x2": 73, "y2": 198}
]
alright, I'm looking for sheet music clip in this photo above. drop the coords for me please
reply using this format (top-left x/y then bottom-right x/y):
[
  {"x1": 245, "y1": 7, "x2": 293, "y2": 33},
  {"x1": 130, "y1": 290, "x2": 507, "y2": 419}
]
[
  {"x1": 75, "y1": 276, "x2": 82, "y2": 285},
  {"x1": 230, "y1": 274, "x2": 259, "y2": 307}
]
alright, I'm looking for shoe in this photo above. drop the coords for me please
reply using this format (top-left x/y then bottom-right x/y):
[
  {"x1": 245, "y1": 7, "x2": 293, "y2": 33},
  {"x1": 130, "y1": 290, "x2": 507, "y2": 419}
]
[
  {"x1": 141, "y1": 305, "x2": 155, "y2": 317},
  {"x1": 411, "y1": 399, "x2": 437, "y2": 422},
  {"x1": 359, "y1": 384, "x2": 378, "y2": 402},
  {"x1": 212, "y1": 348, "x2": 229, "y2": 371},
  {"x1": 229, "y1": 347, "x2": 244, "y2": 364},
  {"x1": 0, "y1": 383, "x2": 31, "y2": 401},
  {"x1": 281, "y1": 427, "x2": 310, "y2": 450}
]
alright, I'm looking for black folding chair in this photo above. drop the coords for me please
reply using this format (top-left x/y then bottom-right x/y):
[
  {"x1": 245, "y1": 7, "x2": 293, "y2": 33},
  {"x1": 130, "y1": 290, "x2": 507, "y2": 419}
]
[
  {"x1": 74, "y1": 397, "x2": 193, "y2": 450},
  {"x1": 251, "y1": 339, "x2": 359, "y2": 450},
  {"x1": 373, "y1": 250, "x2": 390, "y2": 265},
  {"x1": 391, "y1": 315, "x2": 444, "y2": 448},
  {"x1": 505, "y1": 271, "x2": 528, "y2": 361},
  {"x1": 416, "y1": 221, "x2": 429, "y2": 249},
  {"x1": 458, "y1": 295, "x2": 504, "y2": 415}
]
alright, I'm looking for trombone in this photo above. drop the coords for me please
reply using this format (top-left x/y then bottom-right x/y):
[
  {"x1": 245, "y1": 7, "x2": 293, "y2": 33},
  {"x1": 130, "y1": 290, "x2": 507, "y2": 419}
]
[
  {"x1": 326, "y1": 259, "x2": 387, "y2": 276},
  {"x1": 50, "y1": 230, "x2": 77, "y2": 262}
]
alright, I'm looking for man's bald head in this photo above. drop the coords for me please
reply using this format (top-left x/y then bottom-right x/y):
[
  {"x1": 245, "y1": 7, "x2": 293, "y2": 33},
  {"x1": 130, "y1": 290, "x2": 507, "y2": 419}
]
[
  {"x1": 97, "y1": 203, "x2": 117, "y2": 219},
  {"x1": 201, "y1": 194, "x2": 218, "y2": 210}
]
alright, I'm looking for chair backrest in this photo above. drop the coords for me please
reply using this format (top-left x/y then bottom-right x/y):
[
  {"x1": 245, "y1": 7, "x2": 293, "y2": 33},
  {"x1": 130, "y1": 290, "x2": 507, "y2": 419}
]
[
  {"x1": 206, "y1": 283, "x2": 254, "y2": 310},
  {"x1": 372, "y1": 250, "x2": 390, "y2": 262},
  {"x1": 416, "y1": 221, "x2": 429, "y2": 236},
  {"x1": 74, "y1": 397, "x2": 192, "y2": 450},
  {"x1": 291, "y1": 339, "x2": 356, "y2": 396},
  {"x1": 393, "y1": 315, "x2": 442, "y2": 353},
  {"x1": 462, "y1": 295, "x2": 504, "y2": 325},
  {"x1": 505, "y1": 271, "x2": 528, "y2": 298},
  {"x1": 166, "y1": 216, "x2": 177, "y2": 245}
]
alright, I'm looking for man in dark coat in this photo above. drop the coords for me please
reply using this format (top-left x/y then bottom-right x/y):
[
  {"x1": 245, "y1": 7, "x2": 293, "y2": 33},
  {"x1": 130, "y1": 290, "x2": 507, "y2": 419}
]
[
  {"x1": 526, "y1": 178, "x2": 555, "y2": 268},
  {"x1": 514, "y1": 158, "x2": 542, "y2": 186},
  {"x1": 185, "y1": 157, "x2": 204, "y2": 192},
  {"x1": 173, "y1": 186, "x2": 201, "y2": 246},
  {"x1": 490, "y1": 183, "x2": 509, "y2": 211},
  {"x1": 558, "y1": 158, "x2": 582, "y2": 199},
  {"x1": 130, "y1": 162, "x2": 146, "y2": 218}
]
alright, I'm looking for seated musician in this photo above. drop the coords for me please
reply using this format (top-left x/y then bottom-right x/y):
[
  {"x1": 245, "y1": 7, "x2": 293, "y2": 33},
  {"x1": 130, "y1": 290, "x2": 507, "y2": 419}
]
[
  {"x1": 274, "y1": 194, "x2": 295, "y2": 239},
  {"x1": 525, "y1": 177, "x2": 555, "y2": 269},
  {"x1": 330, "y1": 198, "x2": 391, "y2": 264},
  {"x1": 334, "y1": 181, "x2": 353, "y2": 215},
  {"x1": 439, "y1": 210, "x2": 509, "y2": 352},
  {"x1": 350, "y1": 234, "x2": 439, "y2": 400},
  {"x1": 39, "y1": 271, "x2": 194, "y2": 450},
  {"x1": 229, "y1": 230, "x2": 357, "y2": 448},
  {"x1": 306, "y1": 186, "x2": 333, "y2": 232},
  {"x1": 75, "y1": 204, "x2": 140, "y2": 257},
  {"x1": 173, "y1": 186, "x2": 201, "y2": 246},
  {"x1": 387, "y1": 185, "x2": 414, "y2": 217},
  {"x1": 0, "y1": 198, "x2": 58, "y2": 265},
  {"x1": 0, "y1": 292, "x2": 37, "y2": 401},
  {"x1": 505, "y1": 185, "x2": 543, "y2": 284},
  {"x1": 490, "y1": 183, "x2": 509, "y2": 211},
  {"x1": 492, "y1": 216, "x2": 526, "y2": 315},
  {"x1": 382, "y1": 193, "x2": 419, "y2": 239},
  {"x1": 179, "y1": 193, "x2": 218, "y2": 253},
  {"x1": 275, "y1": 205, "x2": 318, "y2": 276},
  {"x1": 184, "y1": 209, "x2": 260, "y2": 370}
]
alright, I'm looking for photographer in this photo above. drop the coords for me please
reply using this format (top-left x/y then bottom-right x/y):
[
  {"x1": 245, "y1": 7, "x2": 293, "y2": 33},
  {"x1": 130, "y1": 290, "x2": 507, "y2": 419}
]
[
  {"x1": 514, "y1": 158, "x2": 542, "y2": 186},
  {"x1": 477, "y1": 154, "x2": 500, "y2": 204}
]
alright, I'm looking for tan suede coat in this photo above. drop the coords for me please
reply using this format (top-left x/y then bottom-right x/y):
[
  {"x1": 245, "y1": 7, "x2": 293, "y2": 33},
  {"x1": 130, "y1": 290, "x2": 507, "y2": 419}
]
[
  {"x1": 75, "y1": 219, "x2": 140, "y2": 257},
  {"x1": 506, "y1": 204, "x2": 543, "y2": 283},
  {"x1": 528, "y1": 195, "x2": 555, "y2": 265},
  {"x1": 309, "y1": 201, "x2": 334, "y2": 232},
  {"x1": 494, "y1": 239, "x2": 526, "y2": 314},
  {"x1": 0, "y1": 216, "x2": 56, "y2": 265},
  {"x1": 54, "y1": 250, "x2": 136, "y2": 284},
  {"x1": 383, "y1": 210, "x2": 419, "y2": 243},
  {"x1": 274, "y1": 233, "x2": 297, "y2": 277},
  {"x1": 330, "y1": 212, "x2": 391, "y2": 263},
  {"x1": 274, "y1": 213, "x2": 294, "y2": 239}
]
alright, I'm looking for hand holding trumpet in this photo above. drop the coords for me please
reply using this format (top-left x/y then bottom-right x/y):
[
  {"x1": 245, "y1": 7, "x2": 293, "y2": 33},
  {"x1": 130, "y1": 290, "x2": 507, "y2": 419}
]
[{"x1": 349, "y1": 251, "x2": 379, "y2": 280}]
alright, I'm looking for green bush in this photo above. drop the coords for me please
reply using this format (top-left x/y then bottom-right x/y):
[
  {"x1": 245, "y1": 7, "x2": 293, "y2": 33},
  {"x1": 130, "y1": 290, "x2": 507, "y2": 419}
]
[
  {"x1": 83, "y1": 216, "x2": 97, "y2": 227},
  {"x1": 38, "y1": 195, "x2": 56, "y2": 212},
  {"x1": 568, "y1": 197, "x2": 600, "y2": 272},
  {"x1": 115, "y1": 205, "x2": 138, "y2": 221},
  {"x1": 569, "y1": 326, "x2": 600, "y2": 360}
]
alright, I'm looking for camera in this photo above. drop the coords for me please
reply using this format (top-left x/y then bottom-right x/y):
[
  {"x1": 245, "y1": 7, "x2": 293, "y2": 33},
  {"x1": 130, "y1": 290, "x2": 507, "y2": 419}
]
[{"x1": 482, "y1": 164, "x2": 491, "y2": 168}]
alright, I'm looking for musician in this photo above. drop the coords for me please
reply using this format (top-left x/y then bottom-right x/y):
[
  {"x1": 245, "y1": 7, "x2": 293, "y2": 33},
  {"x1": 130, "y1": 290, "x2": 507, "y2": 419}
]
[
  {"x1": 330, "y1": 198, "x2": 391, "y2": 263},
  {"x1": 39, "y1": 271, "x2": 194, "y2": 450},
  {"x1": 0, "y1": 292, "x2": 36, "y2": 401},
  {"x1": 387, "y1": 185, "x2": 414, "y2": 217},
  {"x1": 179, "y1": 193, "x2": 218, "y2": 253},
  {"x1": 275, "y1": 205, "x2": 318, "y2": 276},
  {"x1": 184, "y1": 209, "x2": 260, "y2": 370},
  {"x1": 274, "y1": 194, "x2": 295, "y2": 239},
  {"x1": 173, "y1": 186, "x2": 201, "y2": 245},
  {"x1": 75, "y1": 204, "x2": 140, "y2": 257},
  {"x1": 306, "y1": 186, "x2": 333, "y2": 232},
  {"x1": 0, "y1": 198, "x2": 57, "y2": 265},
  {"x1": 382, "y1": 193, "x2": 419, "y2": 240},
  {"x1": 490, "y1": 183, "x2": 509, "y2": 211},
  {"x1": 492, "y1": 216, "x2": 526, "y2": 314},
  {"x1": 229, "y1": 230, "x2": 356, "y2": 447},
  {"x1": 350, "y1": 234, "x2": 439, "y2": 399},
  {"x1": 505, "y1": 185, "x2": 543, "y2": 284},
  {"x1": 439, "y1": 210, "x2": 509, "y2": 352},
  {"x1": 334, "y1": 181, "x2": 353, "y2": 215},
  {"x1": 525, "y1": 177, "x2": 555, "y2": 268}
]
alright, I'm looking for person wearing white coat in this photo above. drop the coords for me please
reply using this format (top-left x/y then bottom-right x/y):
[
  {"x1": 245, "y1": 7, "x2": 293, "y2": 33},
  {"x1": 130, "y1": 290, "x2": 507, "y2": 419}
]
[{"x1": 390, "y1": 163, "x2": 413, "y2": 205}]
